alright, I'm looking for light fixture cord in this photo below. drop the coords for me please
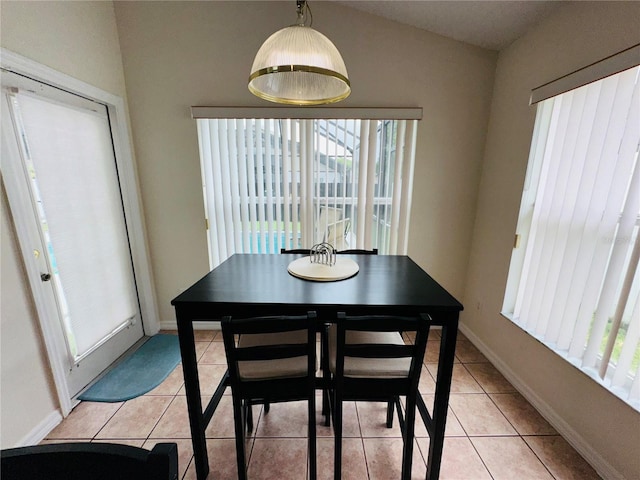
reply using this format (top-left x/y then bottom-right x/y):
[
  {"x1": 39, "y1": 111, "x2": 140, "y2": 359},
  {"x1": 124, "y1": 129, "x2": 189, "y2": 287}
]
[{"x1": 295, "y1": 0, "x2": 313, "y2": 27}]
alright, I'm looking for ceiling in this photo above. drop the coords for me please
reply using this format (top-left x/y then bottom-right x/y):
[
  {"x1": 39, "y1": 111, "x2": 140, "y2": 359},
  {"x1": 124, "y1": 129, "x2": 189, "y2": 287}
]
[{"x1": 333, "y1": 1, "x2": 563, "y2": 51}]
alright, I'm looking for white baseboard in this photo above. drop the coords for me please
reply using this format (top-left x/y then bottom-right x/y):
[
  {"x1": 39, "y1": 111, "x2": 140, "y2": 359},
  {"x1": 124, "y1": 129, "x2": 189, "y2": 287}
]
[
  {"x1": 159, "y1": 320, "x2": 220, "y2": 331},
  {"x1": 459, "y1": 323, "x2": 624, "y2": 480},
  {"x1": 17, "y1": 410, "x2": 63, "y2": 446}
]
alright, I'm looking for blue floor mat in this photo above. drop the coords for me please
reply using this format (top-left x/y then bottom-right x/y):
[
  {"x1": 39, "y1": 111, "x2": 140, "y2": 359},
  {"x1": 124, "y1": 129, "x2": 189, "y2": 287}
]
[{"x1": 78, "y1": 334, "x2": 181, "y2": 402}]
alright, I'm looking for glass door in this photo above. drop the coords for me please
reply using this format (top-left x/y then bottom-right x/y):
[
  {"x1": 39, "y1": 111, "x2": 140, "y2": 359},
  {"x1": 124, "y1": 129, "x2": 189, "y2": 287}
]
[{"x1": 1, "y1": 70, "x2": 144, "y2": 398}]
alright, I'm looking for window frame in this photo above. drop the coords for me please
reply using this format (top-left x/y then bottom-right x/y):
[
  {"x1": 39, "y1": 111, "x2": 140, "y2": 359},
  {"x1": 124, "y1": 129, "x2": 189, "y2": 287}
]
[
  {"x1": 192, "y1": 108, "x2": 422, "y2": 268},
  {"x1": 503, "y1": 46, "x2": 640, "y2": 410}
]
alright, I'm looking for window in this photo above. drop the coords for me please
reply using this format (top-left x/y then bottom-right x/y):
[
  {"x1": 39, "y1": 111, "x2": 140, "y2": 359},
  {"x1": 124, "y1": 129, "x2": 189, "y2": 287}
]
[
  {"x1": 503, "y1": 48, "x2": 640, "y2": 410},
  {"x1": 193, "y1": 108, "x2": 420, "y2": 268}
]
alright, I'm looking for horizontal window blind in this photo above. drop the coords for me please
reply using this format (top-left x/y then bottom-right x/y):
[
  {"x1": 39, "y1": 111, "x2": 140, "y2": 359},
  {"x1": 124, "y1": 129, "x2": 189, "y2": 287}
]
[
  {"x1": 507, "y1": 65, "x2": 640, "y2": 409},
  {"x1": 196, "y1": 117, "x2": 417, "y2": 268}
]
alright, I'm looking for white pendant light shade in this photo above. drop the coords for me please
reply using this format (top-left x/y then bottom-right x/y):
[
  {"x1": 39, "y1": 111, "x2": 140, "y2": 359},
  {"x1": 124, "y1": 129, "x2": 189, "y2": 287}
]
[{"x1": 248, "y1": 24, "x2": 350, "y2": 105}]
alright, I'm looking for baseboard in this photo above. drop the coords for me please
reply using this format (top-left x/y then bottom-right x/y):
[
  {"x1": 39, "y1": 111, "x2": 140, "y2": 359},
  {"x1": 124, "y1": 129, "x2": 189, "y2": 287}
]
[
  {"x1": 159, "y1": 320, "x2": 220, "y2": 331},
  {"x1": 17, "y1": 409, "x2": 63, "y2": 446},
  {"x1": 459, "y1": 323, "x2": 624, "y2": 480}
]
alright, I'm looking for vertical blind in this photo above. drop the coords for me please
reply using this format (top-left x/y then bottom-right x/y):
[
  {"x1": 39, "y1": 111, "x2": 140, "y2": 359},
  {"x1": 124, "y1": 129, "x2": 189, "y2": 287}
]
[
  {"x1": 509, "y1": 65, "x2": 640, "y2": 407},
  {"x1": 196, "y1": 116, "x2": 418, "y2": 269}
]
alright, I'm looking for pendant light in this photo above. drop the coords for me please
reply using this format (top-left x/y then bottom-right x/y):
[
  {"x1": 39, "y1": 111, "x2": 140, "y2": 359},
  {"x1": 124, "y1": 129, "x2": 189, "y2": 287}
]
[{"x1": 248, "y1": 0, "x2": 350, "y2": 105}]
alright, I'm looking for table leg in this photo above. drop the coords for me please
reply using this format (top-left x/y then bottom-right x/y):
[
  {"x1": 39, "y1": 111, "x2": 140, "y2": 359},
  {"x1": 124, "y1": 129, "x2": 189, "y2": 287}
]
[
  {"x1": 176, "y1": 313, "x2": 209, "y2": 480},
  {"x1": 426, "y1": 313, "x2": 459, "y2": 480}
]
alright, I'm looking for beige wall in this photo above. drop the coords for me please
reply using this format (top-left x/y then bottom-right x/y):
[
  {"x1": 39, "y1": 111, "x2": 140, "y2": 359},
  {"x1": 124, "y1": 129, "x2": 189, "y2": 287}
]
[
  {"x1": 462, "y1": 2, "x2": 640, "y2": 478},
  {"x1": 1, "y1": 185, "x2": 58, "y2": 448},
  {"x1": 0, "y1": 1, "x2": 133, "y2": 447},
  {"x1": 113, "y1": 1, "x2": 496, "y2": 325}
]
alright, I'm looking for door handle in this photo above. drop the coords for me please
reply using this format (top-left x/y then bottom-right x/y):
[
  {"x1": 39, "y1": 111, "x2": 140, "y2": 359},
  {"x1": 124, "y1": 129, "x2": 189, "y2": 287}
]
[{"x1": 41, "y1": 273, "x2": 52, "y2": 282}]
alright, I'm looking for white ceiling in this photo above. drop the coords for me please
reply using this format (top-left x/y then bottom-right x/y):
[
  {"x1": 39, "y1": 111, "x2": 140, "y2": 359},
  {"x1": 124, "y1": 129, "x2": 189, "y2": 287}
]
[{"x1": 333, "y1": 1, "x2": 563, "y2": 51}]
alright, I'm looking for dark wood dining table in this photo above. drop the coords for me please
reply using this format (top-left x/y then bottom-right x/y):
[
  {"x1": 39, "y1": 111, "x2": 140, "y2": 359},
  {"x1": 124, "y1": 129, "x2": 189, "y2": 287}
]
[{"x1": 171, "y1": 253, "x2": 463, "y2": 480}]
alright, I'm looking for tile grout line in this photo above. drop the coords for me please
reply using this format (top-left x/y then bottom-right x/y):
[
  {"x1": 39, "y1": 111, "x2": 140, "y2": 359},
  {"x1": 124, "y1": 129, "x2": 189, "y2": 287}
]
[
  {"x1": 467, "y1": 435, "x2": 497, "y2": 480},
  {"x1": 90, "y1": 401, "x2": 126, "y2": 442},
  {"x1": 520, "y1": 435, "x2": 561, "y2": 480}
]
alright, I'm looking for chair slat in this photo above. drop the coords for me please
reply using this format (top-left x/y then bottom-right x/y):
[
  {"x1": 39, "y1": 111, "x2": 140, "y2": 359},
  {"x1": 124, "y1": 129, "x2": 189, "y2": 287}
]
[
  {"x1": 281, "y1": 248, "x2": 378, "y2": 255},
  {"x1": 343, "y1": 343, "x2": 414, "y2": 359},
  {"x1": 230, "y1": 315, "x2": 310, "y2": 334},
  {"x1": 341, "y1": 377, "x2": 412, "y2": 396},
  {"x1": 235, "y1": 344, "x2": 309, "y2": 361},
  {"x1": 337, "y1": 314, "x2": 431, "y2": 332},
  {"x1": 336, "y1": 248, "x2": 378, "y2": 255}
]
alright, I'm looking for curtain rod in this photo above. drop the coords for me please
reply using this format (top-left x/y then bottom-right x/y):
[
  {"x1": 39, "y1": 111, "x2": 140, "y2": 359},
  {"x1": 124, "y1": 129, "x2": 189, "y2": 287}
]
[
  {"x1": 191, "y1": 106, "x2": 422, "y2": 120},
  {"x1": 530, "y1": 43, "x2": 640, "y2": 105}
]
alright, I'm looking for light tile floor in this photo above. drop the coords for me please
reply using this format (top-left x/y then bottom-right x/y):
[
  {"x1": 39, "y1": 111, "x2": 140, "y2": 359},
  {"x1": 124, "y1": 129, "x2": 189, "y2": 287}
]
[{"x1": 43, "y1": 330, "x2": 602, "y2": 479}]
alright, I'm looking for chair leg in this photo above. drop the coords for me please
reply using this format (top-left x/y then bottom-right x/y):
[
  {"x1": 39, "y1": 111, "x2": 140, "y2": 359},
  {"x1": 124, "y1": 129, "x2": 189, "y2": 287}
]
[
  {"x1": 400, "y1": 395, "x2": 417, "y2": 480},
  {"x1": 386, "y1": 400, "x2": 394, "y2": 428},
  {"x1": 395, "y1": 396, "x2": 405, "y2": 435},
  {"x1": 320, "y1": 333, "x2": 326, "y2": 418},
  {"x1": 333, "y1": 390, "x2": 343, "y2": 480},
  {"x1": 264, "y1": 401, "x2": 270, "y2": 413},
  {"x1": 321, "y1": 323, "x2": 331, "y2": 426},
  {"x1": 244, "y1": 400, "x2": 254, "y2": 433},
  {"x1": 308, "y1": 392, "x2": 317, "y2": 480},
  {"x1": 232, "y1": 395, "x2": 248, "y2": 480}
]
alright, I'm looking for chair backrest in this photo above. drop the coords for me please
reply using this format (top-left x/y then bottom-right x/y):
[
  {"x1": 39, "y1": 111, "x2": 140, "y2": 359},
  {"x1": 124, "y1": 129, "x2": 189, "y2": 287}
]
[
  {"x1": 1, "y1": 442, "x2": 178, "y2": 480},
  {"x1": 333, "y1": 312, "x2": 430, "y2": 399},
  {"x1": 221, "y1": 312, "x2": 317, "y2": 401},
  {"x1": 281, "y1": 248, "x2": 378, "y2": 255},
  {"x1": 324, "y1": 218, "x2": 350, "y2": 249},
  {"x1": 318, "y1": 206, "x2": 342, "y2": 239},
  {"x1": 280, "y1": 248, "x2": 311, "y2": 254},
  {"x1": 337, "y1": 248, "x2": 378, "y2": 255}
]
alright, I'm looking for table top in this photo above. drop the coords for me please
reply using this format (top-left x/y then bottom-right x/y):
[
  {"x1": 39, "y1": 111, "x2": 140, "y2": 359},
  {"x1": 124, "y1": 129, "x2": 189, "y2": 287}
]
[{"x1": 172, "y1": 254, "x2": 463, "y2": 320}]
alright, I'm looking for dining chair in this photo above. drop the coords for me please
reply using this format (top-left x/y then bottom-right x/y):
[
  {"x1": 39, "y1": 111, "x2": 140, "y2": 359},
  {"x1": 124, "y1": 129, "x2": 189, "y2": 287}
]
[
  {"x1": 1, "y1": 442, "x2": 178, "y2": 480},
  {"x1": 318, "y1": 206, "x2": 343, "y2": 238},
  {"x1": 324, "y1": 218, "x2": 351, "y2": 250},
  {"x1": 280, "y1": 247, "x2": 379, "y2": 426},
  {"x1": 221, "y1": 312, "x2": 318, "y2": 480},
  {"x1": 329, "y1": 312, "x2": 431, "y2": 480}
]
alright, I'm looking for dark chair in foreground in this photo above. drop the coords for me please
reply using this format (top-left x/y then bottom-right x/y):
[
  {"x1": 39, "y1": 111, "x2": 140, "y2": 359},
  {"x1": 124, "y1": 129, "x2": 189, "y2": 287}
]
[
  {"x1": 221, "y1": 312, "x2": 318, "y2": 480},
  {"x1": 1, "y1": 442, "x2": 178, "y2": 480},
  {"x1": 329, "y1": 312, "x2": 431, "y2": 480}
]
